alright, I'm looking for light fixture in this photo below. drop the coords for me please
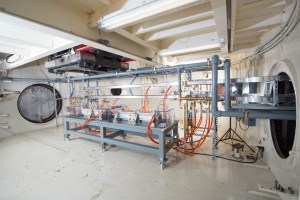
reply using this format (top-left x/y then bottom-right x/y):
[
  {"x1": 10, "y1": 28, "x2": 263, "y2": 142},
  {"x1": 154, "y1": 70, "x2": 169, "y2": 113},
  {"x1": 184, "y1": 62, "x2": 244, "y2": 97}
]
[
  {"x1": 3, "y1": 80, "x2": 12, "y2": 83},
  {"x1": 98, "y1": 0, "x2": 199, "y2": 31},
  {"x1": 6, "y1": 54, "x2": 23, "y2": 63},
  {"x1": 158, "y1": 43, "x2": 221, "y2": 56}
]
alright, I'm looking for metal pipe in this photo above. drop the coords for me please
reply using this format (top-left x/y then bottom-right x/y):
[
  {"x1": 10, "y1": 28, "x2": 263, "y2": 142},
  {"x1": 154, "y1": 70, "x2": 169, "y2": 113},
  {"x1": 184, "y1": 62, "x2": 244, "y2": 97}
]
[
  {"x1": 224, "y1": 59, "x2": 231, "y2": 111},
  {"x1": 0, "y1": 77, "x2": 66, "y2": 83},
  {"x1": 211, "y1": 56, "x2": 219, "y2": 160},
  {"x1": 211, "y1": 55, "x2": 219, "y2": 114},
  {"x1": 187, "y1": 70, "x2": 192, "y2": 81},
  {"x1": 84, "y1": 79, "x2": 219, "y2": 90},
  {"x1": 87, "y1": 95, "x2": 177, "y2": 99},
  {"x1": 70, "y1": 62, "x2": 209, "y2": 81},
  {"x1": 178, "y1": 68, "x2": 182, "y2": 100},
  {"x1": 213, "y1": 110, "x2": 295, "y2": 120},
  {"x1": 52, "y1": 83, "x2": 58, "y2": 127},
  {"x1": 179, "y1": 97, "x2": 211, "y2": 100},
  {"x1": 67, "y1": 78, "x2": 71, "y2": 97}
]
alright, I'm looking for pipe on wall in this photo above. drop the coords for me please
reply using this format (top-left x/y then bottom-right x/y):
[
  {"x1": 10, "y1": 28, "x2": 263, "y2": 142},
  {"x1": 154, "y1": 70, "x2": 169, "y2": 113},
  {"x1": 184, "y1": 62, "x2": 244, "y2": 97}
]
[
  {"x1": 213, "y1": 110, "x2": 295, "y2": 120},
  {"x1": 211, "y1": 55, "x2": 219, "y2": 115},
  {"x1": 0, "y1": 77, "x2": 66, "y2": 83},
  {"x1": 177, "y1": 68, "x2": 182, "y2": 100},
  {"x1": 224, "y1": 59, "x2": 231, "y2": 111}
]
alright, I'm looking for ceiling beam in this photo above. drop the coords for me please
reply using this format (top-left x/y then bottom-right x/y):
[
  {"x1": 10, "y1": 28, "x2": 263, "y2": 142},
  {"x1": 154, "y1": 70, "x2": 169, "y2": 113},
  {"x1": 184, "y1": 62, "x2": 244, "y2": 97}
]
[
  {"x1": 3, "y1": 42, "x2": 79, "y2": 69},
  {"x1": 0, "y1": 0, "x2": 158, "y2": 65},
  {"x1": 99, "y1": 0, "x2": 110, "y2": 6},
  {"x1": 0, "y1": 44, "x2": 30, "y2": 56},
  {"x1": 98, "y1": 0, "x2": 207, "y2": 31},
  {"x1": 237, "y1": 0, "x2": 285, "y2": 8},
  {"x1": 128, "y1": 2, "x2": 213, "y2": 35},
  {"x1": 235, "y1": 31, "x2": 261, "y2": 40},
  {"x1": 158, "y1": 46, "x2": 220, "y2": 57},
  {"x1": 143, "y1": 18, "x2": 216, "y2": 42},
  {"x1": 235, "y1": 13, "x2": 281, "y2": 30},
  {"x1": 234, "y1": 37, "x2": 258, "y2": 45},
  {"x1": 114, "y1": 29, "x2": 160, "y2": 51},
  {"x1": 173, "y1": 51, "x2": 225, "y2": 65},
  {"x1": 0, "y1": 35, "x2": 52, "y2": 50},
  {"x1": 233, "y1": 41, "x2": 258, "y2": 51},
  {"x1": 159, "y1": 32, "x2": 220, "y2": 56},
  {"x1": 0, "y1": 22, "x2": 53, "y2": 49},
  {"x1": 230, "y1": 0, "x2": 237, "y2": 52},
  {"x1": 236, "y1": 5, "x2": 284, "y2": 21},
  {"x1": 210, "y1": 0, "x2": 228, "y2": 55},
  {"x1": 235, "y1": 23, "x2": 282, "y2": 35}
]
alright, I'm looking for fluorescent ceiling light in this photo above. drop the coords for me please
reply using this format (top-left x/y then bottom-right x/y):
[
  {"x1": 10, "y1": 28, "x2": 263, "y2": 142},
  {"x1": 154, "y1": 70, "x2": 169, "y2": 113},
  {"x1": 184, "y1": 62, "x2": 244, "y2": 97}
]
[
  {"x1": 158, "y1": 43, "x2": 221, "y2": 56},
  {"x1": 98, "y1": 0, "x2": 199, "y2": 31},
  {"x1": 3, "y1": 80, "x2": 12, "y2": 83},
  {"x1": 0, "y1": 14, "x2": 76, "y2": 69}
]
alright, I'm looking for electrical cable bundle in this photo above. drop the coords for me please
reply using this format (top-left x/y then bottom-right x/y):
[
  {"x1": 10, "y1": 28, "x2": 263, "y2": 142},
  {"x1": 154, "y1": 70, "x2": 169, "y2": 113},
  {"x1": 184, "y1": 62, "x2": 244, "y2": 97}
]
[
  {"x1": 256, "y1": 0, "x2": 300, "y2": 55},
  {"x1": 146, "y1": 87, "x2": 213, "y2": 156},
  {"x1": 142, "y1": 87, "x2": 151, "y2": 112}
]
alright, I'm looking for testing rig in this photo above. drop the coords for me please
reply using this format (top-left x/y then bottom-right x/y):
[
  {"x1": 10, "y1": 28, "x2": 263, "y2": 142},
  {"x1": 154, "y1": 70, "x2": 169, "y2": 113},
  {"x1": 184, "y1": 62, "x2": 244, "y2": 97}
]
[
  {"x1": 56, "y1": 55, "x2": 296, "y2": 169},
  {"x1": 1, "y1": 54, "x2": 296, "y2": 169}
]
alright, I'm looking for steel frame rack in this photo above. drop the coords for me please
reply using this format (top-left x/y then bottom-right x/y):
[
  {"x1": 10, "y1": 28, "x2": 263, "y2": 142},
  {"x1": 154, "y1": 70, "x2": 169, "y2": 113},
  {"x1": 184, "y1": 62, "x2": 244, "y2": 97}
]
[{"x1": 64, "y1": 116, "x2": 179, "y2": 169}]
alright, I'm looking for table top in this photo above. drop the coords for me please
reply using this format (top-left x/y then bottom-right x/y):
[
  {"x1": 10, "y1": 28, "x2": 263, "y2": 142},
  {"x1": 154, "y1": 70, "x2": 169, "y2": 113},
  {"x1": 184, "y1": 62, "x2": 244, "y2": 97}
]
[{"x1": 64, "y1": 115, "x2": 178, "y2": 132}]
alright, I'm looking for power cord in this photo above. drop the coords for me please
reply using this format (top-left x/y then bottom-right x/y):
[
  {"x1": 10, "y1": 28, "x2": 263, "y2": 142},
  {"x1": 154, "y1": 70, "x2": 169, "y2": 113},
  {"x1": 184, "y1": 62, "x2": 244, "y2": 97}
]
[
  {"x1": 239, "y1": 118, "x2": 249, "y2": 131},
  {"x1": 194, "y1": 152, "x2": 259, "y2": 164}
]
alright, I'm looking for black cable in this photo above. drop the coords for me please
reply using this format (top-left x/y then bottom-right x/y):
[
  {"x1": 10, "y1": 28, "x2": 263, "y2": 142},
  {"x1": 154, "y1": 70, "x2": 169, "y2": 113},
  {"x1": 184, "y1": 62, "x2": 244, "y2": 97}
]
[
  {"x1": 194, "y1": 152, "x2": 258, "y2": 164},
  {"x1": 151, "y1": 53, "x2": 157, "y2": 61},
  {"x1": 40, "y1": 64, "x2": 49, "y2": 79},
  {"x1": 234, "y1": 117, "x2": 238, "y2": 132},
  {"x1": 98, "y1": 29, "x2": 103, "y2": 41},
  {"x1": 239, "y1": 119, "x2": 249, "y2": 131},
  {"x1": 129, "y1": 76, "x2": 137, "y2": 96},
  {"x1": 6, "y1": 54, "x2": 22, "y2": 63}
]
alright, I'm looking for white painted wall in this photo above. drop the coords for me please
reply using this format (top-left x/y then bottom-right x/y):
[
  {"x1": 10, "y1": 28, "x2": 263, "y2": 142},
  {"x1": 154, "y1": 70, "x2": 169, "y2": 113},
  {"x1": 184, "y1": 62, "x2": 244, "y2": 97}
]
[
  {"x1": 0, "y1": 59, "x2": 67, "y2": 139},
  {"x1": 230, "y1": 22, "x2": 300, "y2": 190}
]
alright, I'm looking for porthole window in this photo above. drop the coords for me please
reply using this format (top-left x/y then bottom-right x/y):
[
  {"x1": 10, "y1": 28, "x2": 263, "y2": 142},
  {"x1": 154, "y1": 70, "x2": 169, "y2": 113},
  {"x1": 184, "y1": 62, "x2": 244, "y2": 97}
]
[
  {"x1": 17, "y1": 84, "x2": 62, "y2": 123},
  {"x1": 111, "y1": 88, "x2": 122, "y2": 96},
  {"x1": 270, "y1": 73, "x2": 296, "y2": 159}
]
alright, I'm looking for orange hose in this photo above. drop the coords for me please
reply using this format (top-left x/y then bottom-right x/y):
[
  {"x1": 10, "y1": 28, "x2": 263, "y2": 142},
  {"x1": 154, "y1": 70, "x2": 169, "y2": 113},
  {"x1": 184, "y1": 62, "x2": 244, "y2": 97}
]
[
  {"x1": 188, "y1": 102, "x2": 213, "y2": 153},
  {"x1": 142, "y1": 87, "x2": 151, "y2": 112},
  {"x1": 146, "y1": 115, "x2": 192, "y2": 156},
  {"x1": 81, "y1": 108, "x2": 105, "y2": 134},
  {"x1": 111, "y1": 98, "x2": 119, "y2": 109},
  {"x1": 176, "y1": 101, "x2": 212, "y2": 153},
  {"x1": 146, "y1": 116, "x2": 159, "y2": 144},
  {"x1": 178, "y1": 101, "x2": 203, "y2": 144},
  {"x1": 162, "y1": 86, "x2": 172, "y2": 113}
]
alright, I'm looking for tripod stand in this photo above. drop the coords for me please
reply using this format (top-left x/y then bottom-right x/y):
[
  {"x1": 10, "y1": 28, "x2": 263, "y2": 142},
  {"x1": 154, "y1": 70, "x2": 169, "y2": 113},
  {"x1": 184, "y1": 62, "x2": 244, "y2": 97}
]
[{"x1": 215, "y1": 117, "x2": 254, "y2": 152}]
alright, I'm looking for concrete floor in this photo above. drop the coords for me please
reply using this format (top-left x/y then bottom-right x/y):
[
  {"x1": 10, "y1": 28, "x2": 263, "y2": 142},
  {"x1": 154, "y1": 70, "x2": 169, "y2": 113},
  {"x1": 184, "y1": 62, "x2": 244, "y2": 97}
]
[{"x1": 0, "y1": 126, "x2": 276, "y2": 200}]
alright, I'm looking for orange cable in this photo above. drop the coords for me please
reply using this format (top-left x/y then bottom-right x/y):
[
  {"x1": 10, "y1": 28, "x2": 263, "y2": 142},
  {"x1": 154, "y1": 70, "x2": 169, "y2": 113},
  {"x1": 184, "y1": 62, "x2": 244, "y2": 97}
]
[{"x1": 142, "y1": 87, "x2": 151, "y2": 112}]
